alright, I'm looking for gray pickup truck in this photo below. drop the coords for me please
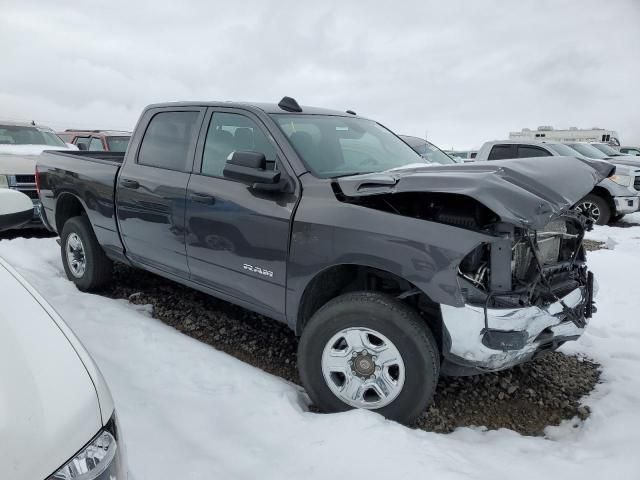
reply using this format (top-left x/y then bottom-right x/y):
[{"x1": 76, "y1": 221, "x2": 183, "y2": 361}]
[
  {"x1": 476, "y1": 140, "x2": 640, "y2": 224},
  {"x1": 36, "y1": 98, "x2": 611, "y2": 423}
]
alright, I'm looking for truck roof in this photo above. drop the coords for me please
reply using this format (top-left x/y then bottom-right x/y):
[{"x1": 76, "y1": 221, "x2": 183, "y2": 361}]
[{"x1": 145, "y1": 97, "x2": 360, "y2": 118}]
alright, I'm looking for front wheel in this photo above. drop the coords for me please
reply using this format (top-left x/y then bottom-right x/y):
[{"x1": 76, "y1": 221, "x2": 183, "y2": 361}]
[
  {"x1": 298, "y1": 292, "x2": 440, "y2": 424},
  {"x1": 60, "y1": 215, "x2": 113, "y2": 291},
  {"x1": 575, "y1": 194, "x2": 611, "y2": 226}
]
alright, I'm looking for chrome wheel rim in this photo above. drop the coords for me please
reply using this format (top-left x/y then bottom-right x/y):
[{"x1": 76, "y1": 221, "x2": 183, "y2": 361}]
[
  {"x1": 66, "y1": 233, "x2": 86, "y2": 278},
  {"x1": 321, "y1": 327, "x2": 405, "y2": 409},
  {"x1": 577, "y1": 202, "x2": 601, "y2": 222}
]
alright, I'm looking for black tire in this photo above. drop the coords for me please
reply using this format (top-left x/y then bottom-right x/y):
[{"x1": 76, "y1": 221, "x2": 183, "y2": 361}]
[
  {"x1": 298, "y1": 291, "x2": 440, "y2": 424},
  {"x1": 576, "y1": 194, "x2": 611, "y2": 226},
  {"x1": 60, "y1": 215, "x2": 113, "y2": 291}
]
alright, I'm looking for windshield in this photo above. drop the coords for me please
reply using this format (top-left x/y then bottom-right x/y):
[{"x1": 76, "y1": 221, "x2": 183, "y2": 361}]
[
  {"x1": 0, "y1": 124, "x2": 66, "y2": 147},
  {"x1": 548, "y1": 143, "x2": 584, "y2": 156},
  {"x1": 566, "y1": 143, "x2": 609, "y2": 159},
  {"x1": 272, "y1": 115, "x2": 428, "y2": 177},
  {"x1": 106, "y1": 136, "x2": 131, "y2": 153},
  {"x1": 591, "y1": 143, "x2": 623, "y2": 156}
]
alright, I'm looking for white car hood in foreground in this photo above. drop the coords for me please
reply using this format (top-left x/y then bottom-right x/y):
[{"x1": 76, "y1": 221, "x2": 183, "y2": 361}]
[{"x1": 0, "y1": 258, "x2": 114, "y2": 480}]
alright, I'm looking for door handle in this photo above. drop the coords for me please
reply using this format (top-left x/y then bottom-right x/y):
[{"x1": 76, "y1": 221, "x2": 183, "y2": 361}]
[
  {"x1": 190, "y1": 193, "x2": 215, "y2": 204},
  {"x1": 120, "y1": 179, "x2": 140, "y2": 189}
]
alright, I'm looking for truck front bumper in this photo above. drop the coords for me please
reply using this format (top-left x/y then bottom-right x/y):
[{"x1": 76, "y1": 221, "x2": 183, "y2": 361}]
[
  {"x1": 439, "y1": 285, "x2": 592, "y2": 376},
  {"x1": 613, "y1": 195, "x2": 640, "y2": 214}
]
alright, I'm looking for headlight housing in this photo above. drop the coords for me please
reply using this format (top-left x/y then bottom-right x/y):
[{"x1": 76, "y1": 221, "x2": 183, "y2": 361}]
[
  {"x1": 0, "y1": 175, "x2": 8, "y2": 188},
  {"x1": 48, "y1": 415, "x2": 126, "y2": 480},
  {"x1": 609, "y1": 174, "x2": 632, "y2": 187}
]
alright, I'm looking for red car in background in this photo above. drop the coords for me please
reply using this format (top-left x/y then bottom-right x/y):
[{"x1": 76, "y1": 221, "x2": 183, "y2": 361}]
[{"x1": 58, "y1": 130, "x2": 131, "y2": 152}]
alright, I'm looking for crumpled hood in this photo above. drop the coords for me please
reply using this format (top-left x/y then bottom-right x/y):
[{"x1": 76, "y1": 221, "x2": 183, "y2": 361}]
[
  {"x1": 336, "y1": 156, "x2": 614, "y2": 229},
  {"x1": 609, "y1": 157, "x2": 640, "y2": 169}
]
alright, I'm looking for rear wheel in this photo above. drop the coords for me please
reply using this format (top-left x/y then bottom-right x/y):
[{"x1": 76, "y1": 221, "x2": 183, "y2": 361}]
[
  {"x1": 576, "y1": 194, "x2": 611, "y2": 225},
  {"x1": 60, "y1": 215, "x2": 113, "y2": 291},
  {"x1": 298, "y1": 291, "x2": 440, "y2": 424}
]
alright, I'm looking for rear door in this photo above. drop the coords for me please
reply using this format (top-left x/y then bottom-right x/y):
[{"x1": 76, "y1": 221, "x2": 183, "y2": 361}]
[
  {"x1": 116, "y1": 107, "x2": 204, "y2": 278},
  {"x1": 184, "y1": 108, "x2": 298, "y2": 317}
]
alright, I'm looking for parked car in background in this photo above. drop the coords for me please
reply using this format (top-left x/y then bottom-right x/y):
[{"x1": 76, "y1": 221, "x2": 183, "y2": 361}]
[
  {"x1": 37, "y1": 97, "x2": 609, "y2": 423},
  {"x1": 620, "y1": 146, "x2": 640, "y2": 156},
  {"x1": 0, "y1": 189, "x2": 127, "y2": 480},
  {"x1": 589, "y1": 142, "x2": 634, "y2": 158},
  {"x1": 399, "y1": 135, "x2": 461, "y2": 164},
  {"x1": 0, "y1": 121, "x2": 75, "y2": 228},
  {"x1": 59, "y1": 130, "x2": 131, "y2": 153},
  {"x1": 475, "y1": 140, "x2": 640, "y2": 225}
]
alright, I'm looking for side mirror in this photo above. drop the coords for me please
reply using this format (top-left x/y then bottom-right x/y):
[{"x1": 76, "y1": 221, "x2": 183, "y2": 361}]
[
  {"x1": 223, "y1": 151, "x2": 280, "y2": 186},
  {"x1": 77, "y1": 143, "x2": 88, "y2": 151},
  {"x1": 0, "y1": 190, "x2": 34, "y2": 231}
]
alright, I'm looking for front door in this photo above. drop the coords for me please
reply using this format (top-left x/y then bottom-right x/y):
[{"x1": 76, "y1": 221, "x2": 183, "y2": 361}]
[
  {"x1": 185, "y1": 109, "x2": 297, "y2": 317},
  {"x1": 117, "y1": 108, "x2": 204, "y2": 278}
]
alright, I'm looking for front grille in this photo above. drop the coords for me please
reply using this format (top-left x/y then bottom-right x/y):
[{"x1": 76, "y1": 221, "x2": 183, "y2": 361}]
[
  {"x1": 634, "y1": 176, "x2": 640, "y2": 191},
  {"x1": 14, "y1": 174, "x2": 35, "y2": 183},
  {"x1": 7, "y1": 174, "x2": 38, "y2": 201}
]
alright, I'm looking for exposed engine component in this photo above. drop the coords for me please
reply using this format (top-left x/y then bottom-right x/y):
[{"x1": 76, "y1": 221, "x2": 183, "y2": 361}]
[{"x1": 458, "y1": 214, "x2": 588, "y2": 311}]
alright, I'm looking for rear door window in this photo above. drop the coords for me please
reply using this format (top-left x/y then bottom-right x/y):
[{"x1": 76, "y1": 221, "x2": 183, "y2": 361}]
[
  {"x1": 487, "y1": 144, "x2": 516, "y2": 160},
  {"x1": 138, "y1": 111, "x2": 200, "y2": 171},
  {"x1": 517, "y1": 145, "x2": 551, "y2": 158}
]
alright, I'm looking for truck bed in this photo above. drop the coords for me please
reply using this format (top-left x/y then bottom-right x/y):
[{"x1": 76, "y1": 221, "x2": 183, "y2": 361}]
[{"x1": 37, "y1": 149, "x2": 124, "y2": 260}]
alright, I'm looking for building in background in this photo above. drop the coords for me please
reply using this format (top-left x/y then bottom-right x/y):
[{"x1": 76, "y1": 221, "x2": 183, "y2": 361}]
[{"x1": 509, "y1": 126, "x2": 620, "y2": 147}]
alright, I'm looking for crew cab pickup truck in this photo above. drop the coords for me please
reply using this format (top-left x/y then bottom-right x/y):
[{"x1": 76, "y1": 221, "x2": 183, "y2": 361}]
[{"x1": 37, "y1": 97, "x2": 612, "y2": 423}]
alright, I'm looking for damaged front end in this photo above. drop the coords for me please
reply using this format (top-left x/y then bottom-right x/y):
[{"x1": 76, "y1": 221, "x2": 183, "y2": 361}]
[
  {"x1": 335, "y1": 156, "x2": 610, "y2": 375},
  {"x1": 442, "y1": 211, "x2": 596, "y2": 375}
]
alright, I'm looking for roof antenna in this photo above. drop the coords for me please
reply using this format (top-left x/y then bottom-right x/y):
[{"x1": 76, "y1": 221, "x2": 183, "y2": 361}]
[
  {"x1": 278, "y1": 96, "x2": 302, "y2": 112},
  {"x1": 346, "y1": 109, "x2": 357, "y2": 115}
]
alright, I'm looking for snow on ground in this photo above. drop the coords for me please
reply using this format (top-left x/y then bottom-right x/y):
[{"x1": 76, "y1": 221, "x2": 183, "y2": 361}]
[{"x1": 1, "y1": 227, "x2": 639, "y2": 480}]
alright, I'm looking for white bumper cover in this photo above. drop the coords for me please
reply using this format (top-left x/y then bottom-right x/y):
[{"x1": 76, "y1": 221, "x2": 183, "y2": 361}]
[{"x1": 441, "y1": 286, "x2": 588, "y2": 371}]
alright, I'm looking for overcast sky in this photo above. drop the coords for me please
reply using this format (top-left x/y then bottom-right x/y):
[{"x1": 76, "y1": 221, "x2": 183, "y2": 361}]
[{"x1": 1, "y1": 0, "x2": 638, "y2": 149}]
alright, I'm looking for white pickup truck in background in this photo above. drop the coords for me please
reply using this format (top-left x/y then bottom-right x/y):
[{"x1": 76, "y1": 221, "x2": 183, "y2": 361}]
[
  {"x1": 475, "y1": 140, "x2": 640, "y2": 225},
  {"x1": 0, "y1": 121, "x2": 76, "y2": 228}
]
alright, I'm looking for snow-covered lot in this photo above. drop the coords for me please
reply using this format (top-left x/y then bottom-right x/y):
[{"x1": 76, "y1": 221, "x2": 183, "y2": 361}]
[{"x1": 2, "y1": 216, "x2": 640, "y2": 480}]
